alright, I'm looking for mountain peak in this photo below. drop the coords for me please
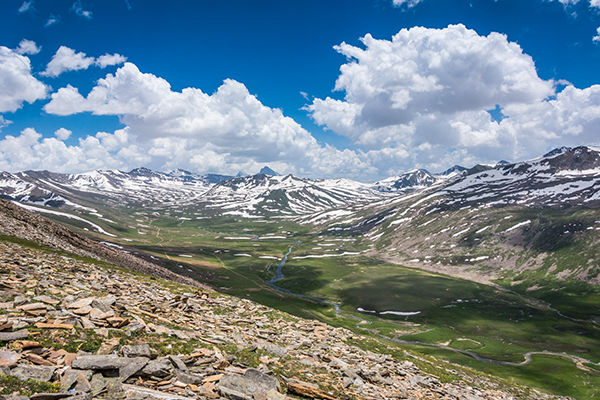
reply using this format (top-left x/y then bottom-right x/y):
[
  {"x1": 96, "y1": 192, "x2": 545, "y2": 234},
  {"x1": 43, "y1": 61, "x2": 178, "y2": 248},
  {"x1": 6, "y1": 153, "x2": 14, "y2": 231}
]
[
  {"x1": 168, "y1": 168, "x2": 195, "y2": 177},
  {"x1": 543, "y1": 146, "x2": 572, "y2": 158},
  {"x1": 258, "y1": 166, "x2": 279, "y2": 176},
  {"x1": 440, "y1": 165, "x2": 466, "y2": 176}
]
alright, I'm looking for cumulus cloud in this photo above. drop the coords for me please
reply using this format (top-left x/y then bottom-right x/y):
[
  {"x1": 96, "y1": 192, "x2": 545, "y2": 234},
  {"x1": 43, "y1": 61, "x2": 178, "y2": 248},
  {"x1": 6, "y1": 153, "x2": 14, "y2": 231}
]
[
  {"x1": 42, "y1": 47, "x2": 128, "y2": 77},
  {"x1": 15, "y1": 39, "x2": 40, "y2": 55},
  {"x1": 95, "y1": 53, "x2": 127, "y2": 68},
  {"x1": 306, "y1": 24, "x2": 587, "y2": 173},
  {"x1": 591, "y1": 0, "x2": 600, "y2": 7},
  {"x1": 41, "y1": 62, "x2": 371, "y2": 178},
  {"x1": 71, "y1": 0, "x2": 92, "y2": 19},
  {"x1": 41, "y1": 46, "x2": 95, "y2": 77},
  {"x1": 54, "y1": 128, "x2": 72, "y2": 140},
  {"x1": 0, "y1": 46, "x2": 48, "y2": 112},
  {"x1": 594, "y1": 27, "x2": 600, "y2": 43}
]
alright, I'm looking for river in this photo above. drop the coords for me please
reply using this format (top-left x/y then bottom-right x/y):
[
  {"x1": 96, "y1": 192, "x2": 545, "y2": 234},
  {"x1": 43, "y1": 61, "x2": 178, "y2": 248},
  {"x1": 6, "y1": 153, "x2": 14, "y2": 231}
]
[{"x1": 266, "y1": 244, "x2": 600, "y2": 368}]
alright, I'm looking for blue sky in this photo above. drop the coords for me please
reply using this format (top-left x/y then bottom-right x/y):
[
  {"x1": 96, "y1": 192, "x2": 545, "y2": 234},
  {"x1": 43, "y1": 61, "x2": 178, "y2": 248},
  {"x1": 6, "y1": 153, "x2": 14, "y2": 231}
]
[{"x1": 2, "y1": 0, "x2": 600, "y2": 180}]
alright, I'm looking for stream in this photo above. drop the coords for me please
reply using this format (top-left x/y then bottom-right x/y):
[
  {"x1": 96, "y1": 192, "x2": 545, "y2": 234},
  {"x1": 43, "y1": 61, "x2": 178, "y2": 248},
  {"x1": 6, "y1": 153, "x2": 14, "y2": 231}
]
[{"x1": 266, "y1": 244, "x2": 600, "y2": 369}]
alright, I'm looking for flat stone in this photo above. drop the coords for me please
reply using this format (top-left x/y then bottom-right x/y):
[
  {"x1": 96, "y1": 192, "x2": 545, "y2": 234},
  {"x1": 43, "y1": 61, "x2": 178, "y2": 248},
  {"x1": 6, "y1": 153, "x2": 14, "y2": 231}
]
[
  {"x1": 219, "y1": 386, "x2": 253, "y2": 400},
  {"x1": 67, "y1": 297, "x2": 95, "y2": 309},
  {"x1": 218, "y1": 369, "x2": 279, "y2": 400},
  {"x1": 255, "y1": 341, "x2": 287, "y2": 357},
  {"x1": 286, "y1": 381, "x2": 337, "y2": 400},
  {"x1": 0, "y1": 329, "x2": 29, "y2": 341},
  {"x1": 60, "y1": 369, "x2": 80, "y2": 392},
  {"x1": 34, "y1": 322, "x2": 74, "y2": 329},
  {"x1": 90, "y1": 373, "x2": 108, "y2": 396},
  {"x1": 91, "y1": 299, "x2": 113, "y2": 313},
  {"x1": 169, "y1": 355, "x2": 188, "y2": 372},
  {"x1": 33, "y1": 295, "x2": 61, "y2": 306},
  {"x1": 88, "y1": 307, "x2": 104, "y2": 319},
  {"x1": 71, "y1": 354, "x2": 127, "y2": 370},
  {"x1": 9, "y1": 365, "x2": 56, "y2": 382},
  {"x1": 2, "y1": 395, "x2": 29, "y2": 400},
  {"x1": 0, "y1": 350, "x2": 20, "y2": 367},
  {"x1": 139, "y1": 357, "x2": 173, "y2": 378},
  {"x1": 122, "y1": 384, "x2": 197, "y2": 399},
  {"x1": 30, "y1": 394, "x2": 73, "y2": 400},
  {"x1": 72, "y1": 305, "x2": 92, "y2": 315},
  {"x1": 121, "y1": 343, "x2": 151, "y2": 358},
  {"x1": 119, "y1": 356, "x2": 148, "y2": 382},
  {"x1": 174, "y1": 370, "x2": 203, "y2": 385},
  {"x1": 75, "y1": 370, "x2": 93, "y2": 392},
  {"x1": 97, "y1": 310, "x2": 115, "y2": 319},
  {"x1": 16, "y1": 302, "x2": 48, "y2": 311}
]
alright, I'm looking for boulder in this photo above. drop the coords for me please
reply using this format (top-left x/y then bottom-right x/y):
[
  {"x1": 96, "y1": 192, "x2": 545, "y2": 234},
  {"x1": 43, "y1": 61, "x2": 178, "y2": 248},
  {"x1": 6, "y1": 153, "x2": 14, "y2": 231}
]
[
  {"x1": 9, "y1": 365, "x2": 56, "y2": 382},
  {"x1": 218, "y1": 368, "x2": 280, "y2": 400},
  {"x1": 71, "y1": 354, "x2": 127, "y2": 370}
]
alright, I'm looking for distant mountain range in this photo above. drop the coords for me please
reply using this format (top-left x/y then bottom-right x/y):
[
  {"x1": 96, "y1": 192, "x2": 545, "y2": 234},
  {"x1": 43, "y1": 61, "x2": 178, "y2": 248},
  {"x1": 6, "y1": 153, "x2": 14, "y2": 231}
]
[
  {"x1": 2, "y1": 147, "x2": 600, "y2": 220},
  {"x1": 0, "y1": 163, "x2": 462, "y2": 216}
]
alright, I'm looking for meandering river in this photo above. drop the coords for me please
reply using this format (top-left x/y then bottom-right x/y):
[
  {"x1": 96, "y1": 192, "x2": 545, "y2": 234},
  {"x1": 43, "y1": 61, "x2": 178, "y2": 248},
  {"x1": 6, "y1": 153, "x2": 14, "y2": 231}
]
[{"x1": 266, "y1": 243, "x2": 600, "y2": 369}]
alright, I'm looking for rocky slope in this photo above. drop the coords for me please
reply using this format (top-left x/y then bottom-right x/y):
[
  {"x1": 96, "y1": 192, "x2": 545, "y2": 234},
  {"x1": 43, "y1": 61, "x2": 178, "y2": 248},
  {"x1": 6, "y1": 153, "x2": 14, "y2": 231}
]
[
  {"x1": 0, "y1": 241, "x2": 571, "y2": 400},
  {"x1": 0, "y1": 198, "x2": 203, "y2": 288}
]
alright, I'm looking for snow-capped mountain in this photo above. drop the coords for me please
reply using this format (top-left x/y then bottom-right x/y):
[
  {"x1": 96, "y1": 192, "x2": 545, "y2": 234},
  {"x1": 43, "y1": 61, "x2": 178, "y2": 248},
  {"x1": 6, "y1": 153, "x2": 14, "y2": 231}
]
[
  {"x1": 201, "y1": 173, "x2": 386, "y2": 217},
  {"x1": 440, "y1": 164, "x2": 467, "y2": 177},
  {"x1": 0, "y1": 171, "x2": 68, "y2": 207},
  {"x1": 441, "y1": 145, "x2": 600, "y2": 209},
  {"x1": 371, "y1": 167, "x2": 467, "y2": 193},
  {"x1": 0, "y1": 168, "x2": 389, "y2": 217},
  {"x1": 319, "y1": 146, "x2": 600, "y2": 235},
  {"x1": 4, "y1": 146, "x2": 600, "y2": 220},
  {"x1": 257, "y1": 166, "x2": 279, "y2": 176},
  {"x1": 311, "y1": 146, "x2": 600, "y2": 285},
  {"x1": 10, "y1": 168, "x2": 213, "y2": 207},
  {"x1": 372, "y1": 169, "x2": 438, "y2": 193}
]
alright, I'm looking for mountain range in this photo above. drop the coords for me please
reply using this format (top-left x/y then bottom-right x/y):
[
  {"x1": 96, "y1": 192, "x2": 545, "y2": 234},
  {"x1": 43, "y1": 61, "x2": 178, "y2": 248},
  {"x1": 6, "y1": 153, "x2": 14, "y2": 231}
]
[{"x1": 2, "y1": 146, "x2": 600, "y2": 222}]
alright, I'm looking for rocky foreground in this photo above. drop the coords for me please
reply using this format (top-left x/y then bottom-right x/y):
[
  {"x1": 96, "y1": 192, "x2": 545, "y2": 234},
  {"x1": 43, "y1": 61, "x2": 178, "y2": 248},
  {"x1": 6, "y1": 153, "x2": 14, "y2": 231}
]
[{"x1": 0, "y1": 241, "x2": 571, "y2": 400}]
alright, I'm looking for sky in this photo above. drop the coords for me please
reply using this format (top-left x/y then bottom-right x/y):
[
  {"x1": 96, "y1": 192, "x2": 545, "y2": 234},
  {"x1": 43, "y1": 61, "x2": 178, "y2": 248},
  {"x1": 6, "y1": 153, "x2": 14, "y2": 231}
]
[{"x1": 1, "y1": 0, "x2": 600, "y2": 181}]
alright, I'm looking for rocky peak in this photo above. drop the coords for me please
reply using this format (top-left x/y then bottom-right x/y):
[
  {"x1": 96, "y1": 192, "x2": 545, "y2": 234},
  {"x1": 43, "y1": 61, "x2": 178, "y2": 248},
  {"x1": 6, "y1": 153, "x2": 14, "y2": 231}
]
[
  {"x1": 258, "y1": 166, "x2": 279, "y2": 176},
  {"x1": 542, "y1": 145, "x2": 600, "y2": 172}
]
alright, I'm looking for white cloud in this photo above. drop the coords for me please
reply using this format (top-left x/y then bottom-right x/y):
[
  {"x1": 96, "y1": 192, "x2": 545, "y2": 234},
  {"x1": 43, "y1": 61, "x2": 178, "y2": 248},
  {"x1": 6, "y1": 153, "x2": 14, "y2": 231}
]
[
  {"x1": 591, "y1": 0, "x2": 600, "y2": 7},
  {"x1": 41, "y1": 46, "x2": 95, "y2": 77},
  {"x1": 0, "y1": 46, "x2": 48, "y2": 112},
  {"x1": 0, "y1": 127, "x2": 146, "y2": 173},
  {"x1": 306, "y1": 24, "x2": 576, "y2": 172},
  {"x1": 15, "y1": 39, "x2": 40, "y2": 55},
  {"x1": 95, "y1": 53, "x2": 127, "y2": 68},
  {"x1": 392, "y1": 0, "x2": 424, "y2": 8},
  {"x1": 45, "y1": 15, "x2": 60, "y2": 27},
  {"x1": 41, "y1": 62, "x2": 371, "y2": 178},
  {"x1": 18, "y1": 1, "x2": 33, "y2": 13},
  {"x1": 0, "y1": 116, "x2": 11, "y2": 131},
  {"x1": 594, "y1": 27, "x2": 600, "y2": 43},
  {"x1": 71, "y1": 0, "x2": 92, "y2": 19},
  {"x1": 54, "y1": 128, "x2": 72, "y2": 140}
]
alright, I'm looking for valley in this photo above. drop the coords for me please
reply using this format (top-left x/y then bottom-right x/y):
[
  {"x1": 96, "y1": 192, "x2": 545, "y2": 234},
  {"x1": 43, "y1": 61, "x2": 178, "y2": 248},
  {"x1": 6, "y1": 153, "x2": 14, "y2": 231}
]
[{"x1": 2, "y1": 146, "x2": 600, "y2": 399}]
